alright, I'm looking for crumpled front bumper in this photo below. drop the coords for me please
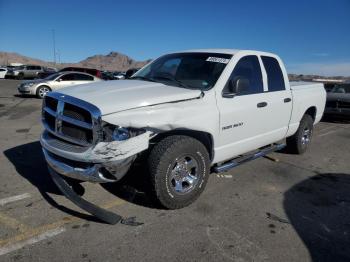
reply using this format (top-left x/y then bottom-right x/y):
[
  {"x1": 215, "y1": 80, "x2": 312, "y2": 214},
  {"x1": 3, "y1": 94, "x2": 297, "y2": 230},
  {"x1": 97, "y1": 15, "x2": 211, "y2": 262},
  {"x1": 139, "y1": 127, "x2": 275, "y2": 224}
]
[{"x1": 40, "y1": 130, "x2": 151, "y2": 183}]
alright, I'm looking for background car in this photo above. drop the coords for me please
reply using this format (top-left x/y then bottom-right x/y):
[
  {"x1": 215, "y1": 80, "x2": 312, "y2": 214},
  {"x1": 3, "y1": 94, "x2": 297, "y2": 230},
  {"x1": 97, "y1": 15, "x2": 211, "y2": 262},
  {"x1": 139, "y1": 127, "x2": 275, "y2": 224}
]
[
  {"x1": 38, "y1": 66, "x2": 102, "y2": 79},
  {"x1": 324, "y1": 83, "x2": 350, "y2": 118},
  {"x1": 125, "y1": 68, "x2": 140, "y2": 79},
  {"x1": 6, "y1": 65, "x2": 45, "y2": 79},
  {"x1": 112, "y1": 71, "x2": 126, "y2": 80},
  {"x1": 18, "y1": 71, "x2": 102, "y2": 98},
  {"x1": 0, "y1": 67, "x2": 8, "y2": 79}
]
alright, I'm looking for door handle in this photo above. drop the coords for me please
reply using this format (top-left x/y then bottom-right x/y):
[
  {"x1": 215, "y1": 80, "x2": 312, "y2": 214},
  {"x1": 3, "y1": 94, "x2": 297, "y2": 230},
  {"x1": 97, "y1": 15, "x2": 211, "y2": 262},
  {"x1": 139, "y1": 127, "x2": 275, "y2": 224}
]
[
  {"x1": 257, "y1": 102, "x2": 268, "y2": 108},
  {"x1": 284, "y1": 98, "x2": 292, "y2": 103}
]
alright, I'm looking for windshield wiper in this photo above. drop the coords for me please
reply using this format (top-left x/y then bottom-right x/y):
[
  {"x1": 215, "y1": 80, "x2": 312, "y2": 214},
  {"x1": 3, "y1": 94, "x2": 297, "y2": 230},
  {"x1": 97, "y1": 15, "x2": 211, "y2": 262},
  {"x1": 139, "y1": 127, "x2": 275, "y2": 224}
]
[
  {"x1": 129, "y1": 76, "x2": 156, "y2": 82},
  {"x1": 152, "y1": 75, "x2": 193, "y2": 89}
]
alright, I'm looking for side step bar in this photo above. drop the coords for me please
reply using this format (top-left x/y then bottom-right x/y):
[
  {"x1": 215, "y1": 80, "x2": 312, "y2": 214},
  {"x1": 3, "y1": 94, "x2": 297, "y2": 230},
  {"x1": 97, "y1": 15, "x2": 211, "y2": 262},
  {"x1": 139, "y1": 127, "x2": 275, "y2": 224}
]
[{"x1": 213, "y1": 143, "x2": 285, "y2": 173}]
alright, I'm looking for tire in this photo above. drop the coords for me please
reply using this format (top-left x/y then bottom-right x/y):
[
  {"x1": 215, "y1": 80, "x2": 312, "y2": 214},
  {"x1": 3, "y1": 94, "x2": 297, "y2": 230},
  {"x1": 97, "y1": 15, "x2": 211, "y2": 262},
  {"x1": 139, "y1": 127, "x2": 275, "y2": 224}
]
[
  {"x1": 36, "y1": 85, "x2": 51, "y2": 99},
  {"x1": 148, "y1": 135, "x2": 210, "y2": 209},
  {"x1": 17, "y1": 73, "x2": 24, "y2": 80},
  {"x1": 286, "y1": 114, "x2": 314, "y2": 154}
]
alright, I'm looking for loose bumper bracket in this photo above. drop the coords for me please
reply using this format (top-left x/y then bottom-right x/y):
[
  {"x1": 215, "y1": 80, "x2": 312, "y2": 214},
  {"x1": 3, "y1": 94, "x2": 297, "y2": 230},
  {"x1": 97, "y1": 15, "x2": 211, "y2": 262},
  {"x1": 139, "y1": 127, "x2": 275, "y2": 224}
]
[{"x1": 49, "y1": 167, "x2": 143, "y2": 226}]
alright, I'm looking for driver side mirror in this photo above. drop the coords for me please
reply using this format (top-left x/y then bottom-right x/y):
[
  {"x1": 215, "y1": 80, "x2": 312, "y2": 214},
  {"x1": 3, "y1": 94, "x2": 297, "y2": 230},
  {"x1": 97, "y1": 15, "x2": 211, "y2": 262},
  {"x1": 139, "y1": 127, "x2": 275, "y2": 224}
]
[
  {"x1": 222, "y1": 76, "x2": 250, "y2": 98},
  {"x1": 56, "y1": 78, "x2": 62, "y2": 82}
]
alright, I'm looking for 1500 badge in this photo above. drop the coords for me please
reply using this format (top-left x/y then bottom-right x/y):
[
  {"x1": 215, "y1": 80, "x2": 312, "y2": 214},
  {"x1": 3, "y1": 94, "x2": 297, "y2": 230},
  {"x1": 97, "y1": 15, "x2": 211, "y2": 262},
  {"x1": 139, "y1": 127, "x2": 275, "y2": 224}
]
[{"x1": 222, "y1": 122, "x2": 243, "y2": 130}]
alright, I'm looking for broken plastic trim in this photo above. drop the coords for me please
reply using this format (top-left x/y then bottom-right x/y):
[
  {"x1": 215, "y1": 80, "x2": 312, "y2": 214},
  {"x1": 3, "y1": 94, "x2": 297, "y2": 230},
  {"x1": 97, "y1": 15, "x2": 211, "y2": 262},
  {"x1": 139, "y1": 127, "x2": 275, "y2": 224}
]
[{"x1": 49, "y1": 167, "x2": 143, "y2": 226}]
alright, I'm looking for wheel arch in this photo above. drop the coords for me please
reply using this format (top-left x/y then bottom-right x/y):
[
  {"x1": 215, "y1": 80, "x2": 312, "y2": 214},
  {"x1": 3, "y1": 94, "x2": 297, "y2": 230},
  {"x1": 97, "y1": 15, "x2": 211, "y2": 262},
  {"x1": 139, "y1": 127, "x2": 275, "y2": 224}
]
[
  {"x1": 303, "y1": 106, "x2": 317, "y2": 123},
  {"x1": 151, "y1": 129, "x2": 214, "y2": 161}
]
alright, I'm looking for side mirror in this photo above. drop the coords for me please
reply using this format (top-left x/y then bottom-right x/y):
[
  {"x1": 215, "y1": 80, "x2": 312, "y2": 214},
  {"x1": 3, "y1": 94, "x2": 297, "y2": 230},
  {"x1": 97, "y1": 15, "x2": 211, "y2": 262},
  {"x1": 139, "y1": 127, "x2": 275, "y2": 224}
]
[
  {"x1": 222, "y1": 77, "x2": 250, "y2": 98},
  {"x1": 56, "y1": 78, "x2": 62, "y2": 82}
]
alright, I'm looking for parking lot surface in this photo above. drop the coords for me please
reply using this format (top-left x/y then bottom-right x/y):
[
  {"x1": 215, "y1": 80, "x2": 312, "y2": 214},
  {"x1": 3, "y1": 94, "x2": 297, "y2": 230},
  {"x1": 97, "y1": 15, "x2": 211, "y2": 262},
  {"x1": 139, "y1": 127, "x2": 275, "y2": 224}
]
[{"x1": 0, "y1": 79, "x2": 349, "y2": 262}]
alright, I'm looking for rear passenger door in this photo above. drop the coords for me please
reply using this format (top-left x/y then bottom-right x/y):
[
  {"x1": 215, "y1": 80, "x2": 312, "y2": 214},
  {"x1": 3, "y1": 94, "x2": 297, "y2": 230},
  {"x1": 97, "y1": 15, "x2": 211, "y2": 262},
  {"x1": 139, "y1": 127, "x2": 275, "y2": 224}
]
[
  {"x1": 260, "y1": 56, "x2": 292, "y2": 139},
  {"x1": 72, "y1": 73, "x2": 94, "y2": 85}
]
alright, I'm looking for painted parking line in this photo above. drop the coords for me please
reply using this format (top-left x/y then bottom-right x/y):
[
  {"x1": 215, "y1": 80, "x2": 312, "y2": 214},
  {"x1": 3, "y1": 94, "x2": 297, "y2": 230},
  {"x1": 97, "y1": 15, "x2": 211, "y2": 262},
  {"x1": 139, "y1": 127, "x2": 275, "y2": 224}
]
[
  {"x1": 317, "y1": 129, "x2": 339, "y2": 137},
  {"x1": 0, "y1": 227, "x2": 65, "y2": 256},
  {"x1": 0, "y1": 193, "x2": 31, "y2": 206},
  {"x1": 0, "y1": 197, "x2": 125, "y2": 256}
]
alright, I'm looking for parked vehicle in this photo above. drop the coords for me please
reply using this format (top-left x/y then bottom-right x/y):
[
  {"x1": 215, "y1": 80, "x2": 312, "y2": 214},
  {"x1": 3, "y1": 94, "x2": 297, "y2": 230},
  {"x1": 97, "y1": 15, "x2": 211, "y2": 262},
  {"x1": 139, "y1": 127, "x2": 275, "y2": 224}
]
[
  {"x1": 101, "y1": 71, "x2": 115, "y2": 80},
  {"x1": 6, "y1": 65, "x2": 45, "y2": 79},
  {"x1": 39, "y1": 67, "x2": 102, "y2": 79},
  {"x1": 113, "y1": 72, "x2": 126, "y2": 80},
  {"x1": 40, "y1": 49, "x2": 326, "y2": 214},
  {"x1": 18, "y1": 71, "x2": 101, "y2": 98},
  {"x1": 0, "y1": 67, "x2": 7, "y2": 79},
  {"x1": 324, "y1": 83, "x2": 350, "y2": 118},
  {"x1": 125, "y1": 68, "x2": 140, "y2": 79}
]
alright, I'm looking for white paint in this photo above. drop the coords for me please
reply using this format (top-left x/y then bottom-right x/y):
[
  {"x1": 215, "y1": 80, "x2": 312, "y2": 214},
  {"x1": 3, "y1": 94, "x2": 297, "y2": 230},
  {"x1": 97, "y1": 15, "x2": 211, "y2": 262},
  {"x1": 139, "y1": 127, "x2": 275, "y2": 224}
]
[
  {"x1": 0, "y1": 227, "x2": 65, "y2": 256},
  {"x1": 0, "y1": 193, "x2": 31, "y2": 206}
]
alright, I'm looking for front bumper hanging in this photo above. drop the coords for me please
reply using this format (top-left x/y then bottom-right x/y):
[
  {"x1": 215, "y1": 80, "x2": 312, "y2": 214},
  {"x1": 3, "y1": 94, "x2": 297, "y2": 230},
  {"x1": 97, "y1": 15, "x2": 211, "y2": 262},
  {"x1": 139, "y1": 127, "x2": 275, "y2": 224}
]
[{"x1": 49, "y1": 167, "x2": 143, "y2": 226}]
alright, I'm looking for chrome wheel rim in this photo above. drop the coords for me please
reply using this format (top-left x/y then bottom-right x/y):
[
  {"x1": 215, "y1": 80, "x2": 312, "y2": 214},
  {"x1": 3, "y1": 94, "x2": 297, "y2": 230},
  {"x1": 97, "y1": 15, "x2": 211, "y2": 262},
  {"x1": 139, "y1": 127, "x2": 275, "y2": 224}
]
[
  {"x1": 301, "y1": 127, "x2": 311, "y2": 145},
  {"x1": 39, "y1": 87, "x2": 50, "y2": 98},
  {"x1": 169, "y1": 155, "x2": 199, "y2": 195}
]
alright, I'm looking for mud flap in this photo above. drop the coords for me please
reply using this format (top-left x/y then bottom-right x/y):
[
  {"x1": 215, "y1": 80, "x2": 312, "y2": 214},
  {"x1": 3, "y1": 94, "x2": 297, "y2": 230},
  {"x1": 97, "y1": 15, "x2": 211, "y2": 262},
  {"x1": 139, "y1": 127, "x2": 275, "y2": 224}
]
[{"x1": 49, "y1": 167, "x2": 143, "y2": 226}]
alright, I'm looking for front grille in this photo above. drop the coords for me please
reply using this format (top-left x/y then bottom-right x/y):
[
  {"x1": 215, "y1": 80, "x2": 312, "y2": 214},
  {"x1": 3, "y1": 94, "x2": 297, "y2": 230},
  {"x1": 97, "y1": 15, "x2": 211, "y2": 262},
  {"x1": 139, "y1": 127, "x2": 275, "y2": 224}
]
[
  {"x1": 326, "y1": 101, "x2": 337, "y2": 108},
  {"x1": 63, "y1": 103, "x2": 92, "y2": 123},
  {"x1": 339, "y1": 101, "x2": 350, "y2": 109},
  {"x1": 61, "y1": 122, "x2": 93, "y2": 144},
  {"x1": 44, "y1": 111, "x2": 56, "y2": 130},
  {"x1": 326, "y1": 100, "x2": 350, "y2": 109},
  {"x1": 45, "y1": 96, "x2": 58, "y2": 111},
  {"x1": 42, "y1": 94, "x2": 101, "y2": 146}
]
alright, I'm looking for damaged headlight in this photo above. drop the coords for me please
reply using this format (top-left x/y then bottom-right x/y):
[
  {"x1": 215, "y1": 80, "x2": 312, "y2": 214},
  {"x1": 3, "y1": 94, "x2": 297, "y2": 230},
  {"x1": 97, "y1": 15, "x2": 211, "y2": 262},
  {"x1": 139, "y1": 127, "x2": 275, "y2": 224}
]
[
  {"x1": 112, "y1": 127, "x2": 130, "y2": 141},
  {"x1": 102, "y1": 123, "x2": 145, "y2": 142}
]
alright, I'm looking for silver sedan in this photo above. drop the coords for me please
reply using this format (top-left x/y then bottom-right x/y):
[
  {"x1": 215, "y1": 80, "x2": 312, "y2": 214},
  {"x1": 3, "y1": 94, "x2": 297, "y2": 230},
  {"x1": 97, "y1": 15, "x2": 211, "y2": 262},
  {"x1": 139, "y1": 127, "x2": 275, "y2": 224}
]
[{"x1": 18, "y1": 71, "x2": 102, "y2": 98}]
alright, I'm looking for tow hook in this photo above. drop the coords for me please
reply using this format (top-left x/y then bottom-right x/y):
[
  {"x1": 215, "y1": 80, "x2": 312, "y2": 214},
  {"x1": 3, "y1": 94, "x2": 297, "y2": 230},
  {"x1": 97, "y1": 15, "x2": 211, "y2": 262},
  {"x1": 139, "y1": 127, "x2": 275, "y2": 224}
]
[{"x1": 49, "y1": 167, "x2": 143, "y2": 226}]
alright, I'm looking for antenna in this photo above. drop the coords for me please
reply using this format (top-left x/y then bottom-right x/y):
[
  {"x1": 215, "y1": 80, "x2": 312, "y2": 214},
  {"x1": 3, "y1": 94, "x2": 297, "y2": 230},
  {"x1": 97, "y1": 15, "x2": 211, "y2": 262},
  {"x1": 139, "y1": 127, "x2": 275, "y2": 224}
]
[{"x1": 52, "y1": 29, "x2": 56, "y2": 64}]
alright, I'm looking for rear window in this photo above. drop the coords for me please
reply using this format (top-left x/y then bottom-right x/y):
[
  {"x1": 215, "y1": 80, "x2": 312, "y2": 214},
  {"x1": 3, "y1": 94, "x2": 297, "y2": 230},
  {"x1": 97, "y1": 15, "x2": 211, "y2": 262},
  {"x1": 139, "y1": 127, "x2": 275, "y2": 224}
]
[{"x1": 262, "y1": 56, "x2": 285, "y2": 92}]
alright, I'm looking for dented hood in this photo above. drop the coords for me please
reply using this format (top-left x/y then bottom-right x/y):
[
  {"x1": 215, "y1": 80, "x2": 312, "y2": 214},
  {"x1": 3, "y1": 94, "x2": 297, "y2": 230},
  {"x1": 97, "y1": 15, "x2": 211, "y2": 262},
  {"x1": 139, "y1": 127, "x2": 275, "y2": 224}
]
[{"x1": 58, "y1": 79, "x2": 202, "y2": 115}]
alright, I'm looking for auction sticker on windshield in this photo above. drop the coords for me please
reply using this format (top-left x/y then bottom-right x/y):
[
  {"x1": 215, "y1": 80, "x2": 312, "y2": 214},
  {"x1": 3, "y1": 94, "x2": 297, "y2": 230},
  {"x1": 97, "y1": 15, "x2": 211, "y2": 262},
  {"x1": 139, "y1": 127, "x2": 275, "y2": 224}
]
[{"x1": 206, "y1": 57, "x2": 230, "y2": 64}]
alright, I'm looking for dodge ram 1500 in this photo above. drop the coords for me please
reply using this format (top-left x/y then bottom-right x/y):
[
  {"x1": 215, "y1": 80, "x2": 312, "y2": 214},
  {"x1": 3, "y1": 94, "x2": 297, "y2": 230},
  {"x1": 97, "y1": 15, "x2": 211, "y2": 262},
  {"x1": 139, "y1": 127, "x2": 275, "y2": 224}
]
[{"x1": 40, "y1": 49, "x2": 326, "y2": 211}]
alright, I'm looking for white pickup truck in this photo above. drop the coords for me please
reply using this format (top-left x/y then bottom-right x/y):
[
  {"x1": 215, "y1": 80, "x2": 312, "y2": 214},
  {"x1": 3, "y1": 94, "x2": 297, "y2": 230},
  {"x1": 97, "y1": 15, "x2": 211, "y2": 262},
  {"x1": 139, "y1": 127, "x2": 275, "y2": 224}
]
[{"x1": 40, "y1": 49, "x2": 326, "y2": 211}]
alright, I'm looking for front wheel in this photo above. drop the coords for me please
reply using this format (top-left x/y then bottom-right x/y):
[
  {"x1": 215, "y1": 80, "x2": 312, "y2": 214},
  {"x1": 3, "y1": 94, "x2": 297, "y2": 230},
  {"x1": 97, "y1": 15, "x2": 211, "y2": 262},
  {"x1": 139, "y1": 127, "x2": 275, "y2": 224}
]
[
  {"x1": 286, "y1": 114, "x2": 314, "y2": 154},
  {"x1": 148, "y1": 135, "x2": 210, "y2": 209},
  {"x1": 36, "y1": 85, "x2": 51, "y2": 99}
]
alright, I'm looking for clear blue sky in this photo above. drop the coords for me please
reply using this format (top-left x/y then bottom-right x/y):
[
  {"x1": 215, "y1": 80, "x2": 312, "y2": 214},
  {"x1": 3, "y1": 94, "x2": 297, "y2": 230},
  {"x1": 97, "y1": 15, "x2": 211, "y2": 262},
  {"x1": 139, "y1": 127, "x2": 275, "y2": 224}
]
[{"x1": 0, "y1": 0, "x2": 349, "y2": 75}]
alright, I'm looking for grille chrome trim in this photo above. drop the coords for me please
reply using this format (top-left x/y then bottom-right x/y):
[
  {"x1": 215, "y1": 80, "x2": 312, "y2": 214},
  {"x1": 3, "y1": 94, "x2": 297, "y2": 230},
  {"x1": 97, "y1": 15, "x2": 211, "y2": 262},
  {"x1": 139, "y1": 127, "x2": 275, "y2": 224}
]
[{"x1": 42, "y1": 92, "x2": 102, "y2": 147}]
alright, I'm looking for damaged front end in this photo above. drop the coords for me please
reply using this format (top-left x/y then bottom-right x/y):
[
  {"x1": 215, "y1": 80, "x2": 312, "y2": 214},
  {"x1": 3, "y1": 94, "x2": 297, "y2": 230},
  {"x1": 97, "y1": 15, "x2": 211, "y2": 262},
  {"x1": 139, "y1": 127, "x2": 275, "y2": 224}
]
[{"x1": 40, "y1": 92, "x2": 152, "y2": 183}]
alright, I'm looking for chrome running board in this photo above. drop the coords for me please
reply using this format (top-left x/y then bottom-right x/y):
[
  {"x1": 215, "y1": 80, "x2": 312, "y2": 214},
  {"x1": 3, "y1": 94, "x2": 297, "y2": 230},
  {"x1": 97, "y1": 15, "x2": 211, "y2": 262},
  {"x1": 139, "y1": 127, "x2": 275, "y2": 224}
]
[{"x1": 213, "y1": 143, "x2": 285, "y2": 173}]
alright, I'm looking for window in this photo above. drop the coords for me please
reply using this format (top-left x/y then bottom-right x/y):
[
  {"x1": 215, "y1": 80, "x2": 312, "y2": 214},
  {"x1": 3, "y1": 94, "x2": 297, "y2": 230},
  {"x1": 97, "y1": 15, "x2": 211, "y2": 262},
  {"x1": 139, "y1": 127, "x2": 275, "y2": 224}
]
[
  {"x1": 60, "y1": 74, "x2": 75, "y2": 81},
  {"x1": 133, "y1": 52, "x2": 232, "y2": 90},
  {"x1": 224, "y1": 56, "x2": 263, "y2": 95},
  {"x1": 331, "y1": 84, "x2": 350, "y2": 93},
  {"x1": 74, "y1": 73, "x2": 94, "y2": 81},
  {"x1": 262, "y1": 56, "x2": 285, "y2": 92},
  {"x1": 0, "y1": 69, "x2": 6, "y2": 72}
]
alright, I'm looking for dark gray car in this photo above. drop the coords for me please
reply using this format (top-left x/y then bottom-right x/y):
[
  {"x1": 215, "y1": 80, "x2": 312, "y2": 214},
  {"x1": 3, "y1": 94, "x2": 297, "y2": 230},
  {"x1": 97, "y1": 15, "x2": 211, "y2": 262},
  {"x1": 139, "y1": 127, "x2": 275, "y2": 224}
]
[{"x1": 325, "y1": 84, "x2": 350, "y2": 118}]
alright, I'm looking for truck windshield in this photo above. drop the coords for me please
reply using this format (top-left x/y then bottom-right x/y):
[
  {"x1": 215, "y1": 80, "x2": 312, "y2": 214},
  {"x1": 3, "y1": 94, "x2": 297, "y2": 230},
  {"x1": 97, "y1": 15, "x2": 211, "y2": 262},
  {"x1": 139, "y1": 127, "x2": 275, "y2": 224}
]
[{"x1": 131, "y1": 52, "x2": 232, "y2": 90}]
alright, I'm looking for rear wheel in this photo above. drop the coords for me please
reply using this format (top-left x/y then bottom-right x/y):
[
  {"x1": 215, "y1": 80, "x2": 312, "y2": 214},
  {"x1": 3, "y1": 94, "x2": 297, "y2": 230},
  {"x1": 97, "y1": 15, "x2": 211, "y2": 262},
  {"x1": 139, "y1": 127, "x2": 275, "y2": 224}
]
[
  {"x1": 36, "y1": 85, "x2": 51, "y2": 99},
  {"x1": 148, "y1": 135, "x2": 210, "y2": 209},
  {"x1": 17, "y1": 73, "x2": 24, "y2": 80},
  {"x1": 286, "y1": 114, "x2": 314, "y2": 154}
]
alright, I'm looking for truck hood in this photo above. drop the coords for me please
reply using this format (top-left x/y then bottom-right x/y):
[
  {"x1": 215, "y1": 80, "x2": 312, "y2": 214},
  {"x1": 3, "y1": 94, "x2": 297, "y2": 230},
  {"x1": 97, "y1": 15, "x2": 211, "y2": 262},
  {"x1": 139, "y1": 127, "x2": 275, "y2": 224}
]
[{"x1": 58, "y1": 80, "x2": 202, "y2": 115}]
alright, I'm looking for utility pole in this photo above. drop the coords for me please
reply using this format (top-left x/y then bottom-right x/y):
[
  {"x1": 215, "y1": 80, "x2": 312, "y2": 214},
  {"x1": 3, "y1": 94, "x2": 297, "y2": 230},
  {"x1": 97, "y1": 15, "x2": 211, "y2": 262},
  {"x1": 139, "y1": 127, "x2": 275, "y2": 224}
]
[{"x1": 52, "y1": 29, "x2": 56, "y2": 64}]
